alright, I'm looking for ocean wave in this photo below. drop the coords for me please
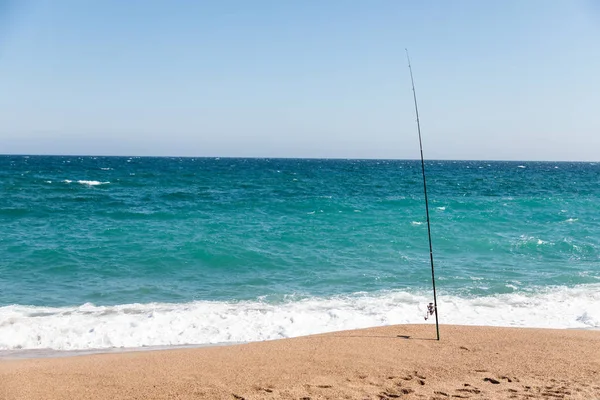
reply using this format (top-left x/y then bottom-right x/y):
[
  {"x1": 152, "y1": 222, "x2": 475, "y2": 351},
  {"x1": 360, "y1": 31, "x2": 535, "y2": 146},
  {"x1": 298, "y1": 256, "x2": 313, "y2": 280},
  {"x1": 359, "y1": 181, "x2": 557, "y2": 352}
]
[
  {"x1": 515, "y1": 235, "x2": 550, "y2": 247},
  {"x1": 62, "y1": 180, "x2": 110, "y2": 186},
  {"x1": 78, "y1": 180, "x2": 109, "y2": 186},
  {"x1": 1, "y1": 284, "x2": 598, "y2": 351}
]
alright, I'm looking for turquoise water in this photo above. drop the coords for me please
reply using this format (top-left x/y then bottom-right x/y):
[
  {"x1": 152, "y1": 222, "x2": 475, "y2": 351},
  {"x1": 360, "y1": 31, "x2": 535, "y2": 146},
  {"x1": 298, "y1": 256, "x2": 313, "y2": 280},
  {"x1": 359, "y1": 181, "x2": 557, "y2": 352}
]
[{"x1": 1, "y1": 156, "x2": 599, "y2": 350}]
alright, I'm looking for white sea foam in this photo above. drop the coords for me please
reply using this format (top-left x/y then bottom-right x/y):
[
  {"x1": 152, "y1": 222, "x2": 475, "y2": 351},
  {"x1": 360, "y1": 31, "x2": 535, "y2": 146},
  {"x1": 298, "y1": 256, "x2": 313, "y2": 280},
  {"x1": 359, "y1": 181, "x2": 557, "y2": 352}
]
[
  {"x1": 62, "y1": 179, "x2": 109, "y2": 186},
  {"x1": 411, "y1": 221, "x2": 423, "y2": 226},
  {"x1": 1, "y1": 285, "x2": 598, "y2": 351},
  {"x1": 516, "y1": 235, "x2": 550, "y2": 247},
  {"x1": 78, "y1": 180, "x2": 109, "y2": 186}
]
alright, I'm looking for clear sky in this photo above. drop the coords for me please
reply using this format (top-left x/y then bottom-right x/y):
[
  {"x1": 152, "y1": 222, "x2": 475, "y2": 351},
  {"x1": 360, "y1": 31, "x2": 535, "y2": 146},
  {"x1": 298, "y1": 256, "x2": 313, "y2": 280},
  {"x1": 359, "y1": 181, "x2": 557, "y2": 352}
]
[{"x1": 0, "y1": 0, "x2": 598, "y2": 160}]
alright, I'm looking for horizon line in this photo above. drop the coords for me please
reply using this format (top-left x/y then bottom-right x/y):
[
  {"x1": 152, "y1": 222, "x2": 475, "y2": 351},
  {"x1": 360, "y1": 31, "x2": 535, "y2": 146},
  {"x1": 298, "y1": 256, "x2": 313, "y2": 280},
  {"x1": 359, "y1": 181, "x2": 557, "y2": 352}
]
[{"x1": 1, "y1": 154, "x2": 598, "y2": 163}]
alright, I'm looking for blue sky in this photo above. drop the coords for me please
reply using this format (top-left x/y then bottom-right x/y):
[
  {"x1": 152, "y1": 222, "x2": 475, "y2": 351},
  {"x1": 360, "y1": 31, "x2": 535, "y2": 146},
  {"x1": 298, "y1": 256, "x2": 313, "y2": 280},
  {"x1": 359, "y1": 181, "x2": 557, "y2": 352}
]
[{"x1": 0, "y1": 0, "x2": 598, "y2": 160}]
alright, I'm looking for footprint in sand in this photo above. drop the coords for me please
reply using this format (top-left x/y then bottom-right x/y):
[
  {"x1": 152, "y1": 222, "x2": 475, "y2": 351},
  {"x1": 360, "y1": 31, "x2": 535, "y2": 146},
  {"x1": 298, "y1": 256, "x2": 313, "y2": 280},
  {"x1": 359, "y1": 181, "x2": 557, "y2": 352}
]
[
  {"x1": 483, "y1": 377, "x2": 500, "y2": 384},
  {"x1": 252, "y1": 384, "x2": 275, "y2": 394},
  {"x1": 414, "y1": 371, "x2": 427, "y2": 380},
  {"x1": 456, "y1": 387, "x2": 481, "y2": 394},
  {"x1": 379, "y1": 392, "x2": 402, "y2": 399}
]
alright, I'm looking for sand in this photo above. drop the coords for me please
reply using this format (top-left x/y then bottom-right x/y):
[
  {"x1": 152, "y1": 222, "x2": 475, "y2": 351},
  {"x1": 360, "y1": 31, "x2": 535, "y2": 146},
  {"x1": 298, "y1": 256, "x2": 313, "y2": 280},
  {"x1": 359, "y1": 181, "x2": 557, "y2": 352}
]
[{"x1": 1, "y1": 324, "x2": 599, "y2": 399}]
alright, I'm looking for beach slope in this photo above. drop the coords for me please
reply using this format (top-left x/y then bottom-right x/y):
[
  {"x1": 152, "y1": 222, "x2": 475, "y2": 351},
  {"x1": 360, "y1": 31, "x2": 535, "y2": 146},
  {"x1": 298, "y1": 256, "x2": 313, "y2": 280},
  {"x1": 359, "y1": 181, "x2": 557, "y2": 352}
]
[{"x1": 1, "y1": 324, "x2": 599, "y2": 399}]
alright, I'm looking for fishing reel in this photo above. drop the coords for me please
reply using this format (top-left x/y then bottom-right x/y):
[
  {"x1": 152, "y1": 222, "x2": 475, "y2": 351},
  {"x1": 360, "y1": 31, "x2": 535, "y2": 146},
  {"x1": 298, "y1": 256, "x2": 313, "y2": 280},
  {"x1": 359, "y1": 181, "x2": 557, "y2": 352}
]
[{"x1": 424, "y1": 302, "x2": 436, "y2": 320}]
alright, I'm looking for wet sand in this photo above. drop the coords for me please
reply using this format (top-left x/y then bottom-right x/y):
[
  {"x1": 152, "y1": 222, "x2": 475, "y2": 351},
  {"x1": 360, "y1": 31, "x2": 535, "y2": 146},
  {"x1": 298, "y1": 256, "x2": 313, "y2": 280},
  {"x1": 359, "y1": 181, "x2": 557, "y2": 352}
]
[{"x1": 1, "y1": 324, "x2": 599, "y2": 399}]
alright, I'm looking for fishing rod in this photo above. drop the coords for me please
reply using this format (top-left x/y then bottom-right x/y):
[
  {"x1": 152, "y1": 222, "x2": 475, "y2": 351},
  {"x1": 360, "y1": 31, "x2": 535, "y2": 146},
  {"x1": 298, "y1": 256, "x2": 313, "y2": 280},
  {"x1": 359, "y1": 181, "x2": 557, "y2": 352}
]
[{"x1": 405, "y1": 49, "x2": 440, "y2": 341}]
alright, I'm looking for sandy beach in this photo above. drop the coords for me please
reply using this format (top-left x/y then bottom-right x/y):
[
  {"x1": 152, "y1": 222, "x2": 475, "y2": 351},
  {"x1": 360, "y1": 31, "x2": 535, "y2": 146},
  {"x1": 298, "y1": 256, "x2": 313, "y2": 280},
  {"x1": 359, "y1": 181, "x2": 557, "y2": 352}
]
[{"x1": 1, "y1": 324, "x2": 599, "y2": 399}]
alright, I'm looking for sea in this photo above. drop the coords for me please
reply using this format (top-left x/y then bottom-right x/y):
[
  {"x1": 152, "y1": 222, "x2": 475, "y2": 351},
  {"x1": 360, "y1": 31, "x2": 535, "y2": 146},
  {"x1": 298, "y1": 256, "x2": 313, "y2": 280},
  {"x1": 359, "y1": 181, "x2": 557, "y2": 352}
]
[{"x1": 1, "y1": 156, "x2": 599, "y2": 355}]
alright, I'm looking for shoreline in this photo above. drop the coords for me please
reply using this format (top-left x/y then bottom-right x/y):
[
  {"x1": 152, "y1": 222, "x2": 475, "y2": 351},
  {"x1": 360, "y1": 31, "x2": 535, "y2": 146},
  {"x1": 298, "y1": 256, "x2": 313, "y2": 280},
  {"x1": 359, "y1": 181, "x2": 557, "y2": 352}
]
[
  {"x1": 3, "y1": 283, "x2": 599, "y2": 353},
  {"x1": 2, "y1": 324, "x2": 599, "y2": 399},
  {"x1": 2, "y1": 323, "x2": 599, "y2": 361},
  {"x1": 0, "y1": 341, "x2": 244, "y2": 361}
]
